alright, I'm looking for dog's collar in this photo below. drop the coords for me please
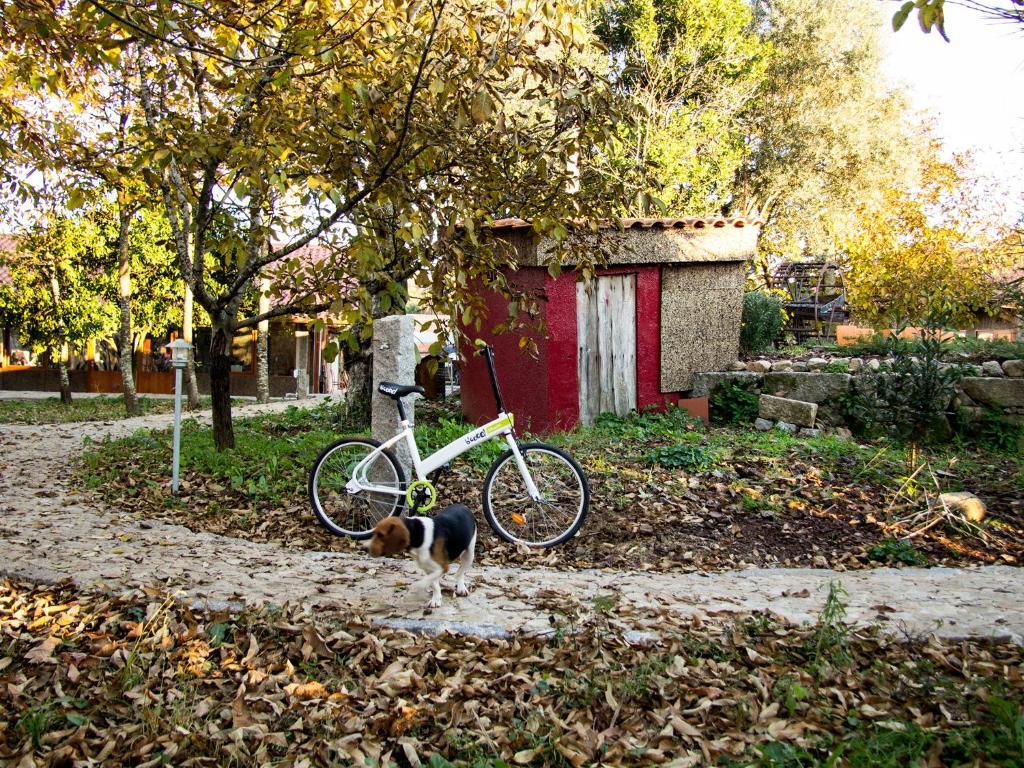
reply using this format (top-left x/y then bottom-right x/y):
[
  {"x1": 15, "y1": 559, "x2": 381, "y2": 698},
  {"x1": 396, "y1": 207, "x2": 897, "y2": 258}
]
[{"x1": 404, "y1": 517, "x2": 425, "y2": 550}]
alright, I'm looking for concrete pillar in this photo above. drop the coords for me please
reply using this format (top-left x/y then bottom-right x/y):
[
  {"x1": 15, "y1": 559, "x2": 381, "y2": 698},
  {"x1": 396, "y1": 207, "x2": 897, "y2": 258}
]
[
  {"x1": 372, "y1": 314, "x2": 416, "y2": 473},
  {"x1": 294, "y1": 328, "x2": 310, "y2": 399}
]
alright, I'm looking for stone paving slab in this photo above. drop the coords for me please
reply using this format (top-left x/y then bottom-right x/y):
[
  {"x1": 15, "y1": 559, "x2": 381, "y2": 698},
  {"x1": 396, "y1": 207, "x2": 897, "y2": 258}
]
[{"x1": 1, "y1": 402, "x2": 1022, "y2": 643}]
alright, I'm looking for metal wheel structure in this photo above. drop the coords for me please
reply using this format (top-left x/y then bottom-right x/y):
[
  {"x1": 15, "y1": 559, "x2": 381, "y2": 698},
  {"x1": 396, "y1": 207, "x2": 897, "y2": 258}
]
[{"x1": 770, "y1": 261, "x2": 849, "y2": 341}]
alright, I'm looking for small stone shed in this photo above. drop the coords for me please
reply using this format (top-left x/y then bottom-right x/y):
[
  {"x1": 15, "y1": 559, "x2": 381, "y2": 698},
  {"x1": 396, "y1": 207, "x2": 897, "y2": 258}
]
[{"x1": 460, "y1": 216, "x2": 762, "y2": 432}]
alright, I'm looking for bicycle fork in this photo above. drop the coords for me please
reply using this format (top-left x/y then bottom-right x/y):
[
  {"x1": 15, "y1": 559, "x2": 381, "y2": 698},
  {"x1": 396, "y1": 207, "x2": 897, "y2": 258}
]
[{"x1": 505, "y1": 433, "x2": 543, "y2": 502}]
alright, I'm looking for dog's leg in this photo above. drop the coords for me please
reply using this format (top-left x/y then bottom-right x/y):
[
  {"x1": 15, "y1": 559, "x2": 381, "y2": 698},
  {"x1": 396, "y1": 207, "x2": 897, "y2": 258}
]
[{"x1": 454, "y1": 533, "x2": 476, "y2": 597}]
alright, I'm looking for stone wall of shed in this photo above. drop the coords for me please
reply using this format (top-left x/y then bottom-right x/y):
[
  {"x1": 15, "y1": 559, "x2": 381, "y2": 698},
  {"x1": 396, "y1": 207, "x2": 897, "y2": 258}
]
[{"x1": 660, "y1": 262, "x2": 745, "y2": 391}]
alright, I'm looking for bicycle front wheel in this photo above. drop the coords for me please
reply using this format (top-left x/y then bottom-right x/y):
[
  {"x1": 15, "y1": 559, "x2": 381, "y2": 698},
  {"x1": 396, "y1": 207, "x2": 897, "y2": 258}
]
[
  {"x1": 308, "y1": 438, "x2": 406, "y2": 539},
  {"x1": 482, "y1": 442, "x2": 590, "y2": 548}
]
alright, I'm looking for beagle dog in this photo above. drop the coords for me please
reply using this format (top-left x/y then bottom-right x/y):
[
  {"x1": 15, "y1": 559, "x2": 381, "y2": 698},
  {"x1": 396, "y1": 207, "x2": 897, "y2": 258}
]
[{"x1": 369, "y1": 503, "x2": 477, "y2": 609}]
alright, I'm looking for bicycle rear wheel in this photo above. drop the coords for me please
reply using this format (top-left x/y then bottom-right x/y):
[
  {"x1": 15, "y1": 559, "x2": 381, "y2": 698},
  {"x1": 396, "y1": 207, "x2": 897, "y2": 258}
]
[
  {"x1": 308, "y1": 438, "x2": 406, "y2": 538},
  {"x1": 482, "y1": 442, "x2": 589, "y2": 548}
]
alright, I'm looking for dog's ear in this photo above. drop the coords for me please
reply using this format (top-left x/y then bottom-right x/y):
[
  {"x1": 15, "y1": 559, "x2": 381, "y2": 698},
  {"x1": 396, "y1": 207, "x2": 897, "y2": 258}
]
[{"x1": 381, "y1": 518, "x2": 410, "y2": 555}]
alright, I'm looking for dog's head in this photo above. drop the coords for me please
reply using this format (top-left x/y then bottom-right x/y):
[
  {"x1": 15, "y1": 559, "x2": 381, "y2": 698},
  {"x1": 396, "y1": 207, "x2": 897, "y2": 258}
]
[{"x1": 369, "y1": 517, "x2": 410, "y2": 557}]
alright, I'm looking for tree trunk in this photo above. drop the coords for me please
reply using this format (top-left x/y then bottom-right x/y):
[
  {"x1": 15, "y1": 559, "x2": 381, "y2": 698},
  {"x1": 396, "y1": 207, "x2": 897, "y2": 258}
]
[
  {"x1": 183, "y1": 283, "x2": 201, "y2": 409},
  {"x1": 343, "y1": 335, "x2": 373, "y2": 417},
  {"x1": 209, "y1": 320, "x2": 235, "y2": 450},
  {"x1": 48, "y1": 274, "x2": 72, "y2": 403},
  {"x1": 57, "y1": 344, "x2": 72, "y2": 404},
  {"x1": 256, "y1": 277, "x2": 270, "y2": 404},
  {"x1": 117, "y1": 208, "x2": 140, "y2": 415}
]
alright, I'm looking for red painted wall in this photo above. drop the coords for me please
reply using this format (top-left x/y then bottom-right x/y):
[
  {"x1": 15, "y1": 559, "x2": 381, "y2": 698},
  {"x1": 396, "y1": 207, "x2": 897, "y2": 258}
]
[
  {"x1": 459, "y1": 269, "x2": 554, "y2": 433},
  {"x1": 460, "y1": 264, "x2": 680, "y2": 433}
]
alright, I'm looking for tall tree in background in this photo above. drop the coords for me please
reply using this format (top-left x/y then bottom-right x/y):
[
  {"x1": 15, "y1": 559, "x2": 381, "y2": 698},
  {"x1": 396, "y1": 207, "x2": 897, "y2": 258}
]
[
  {"x1": 736, "y1": 0, "x2": 917, "y2": 266},
  {"x1": 596, "y1": 0, "x2": 769, "y2": 215},
  {"x1": 844, "y1": 144, "x2": 1012, "y2": 329},
  {"x1": 0, "y1": 212, "x2": 117, "y2": 401}
]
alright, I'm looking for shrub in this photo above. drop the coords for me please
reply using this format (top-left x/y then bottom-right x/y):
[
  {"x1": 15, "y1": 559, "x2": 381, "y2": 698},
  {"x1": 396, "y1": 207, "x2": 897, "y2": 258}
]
[
  {"x1": 710, "y1": 380, "x2": 759, "y2": 424},
  {"x1": 647, "y1": 444, "x2": 717, "y2": 471},
  {"x1": 842, "y1": 330, "x2": 964, "y2": 442},
  {"x1": 868, "y1": 538, "x2": 930, "y2": 566},
  {"x1": 740, "y1": 291, "x2": 787, "y2": 356}
]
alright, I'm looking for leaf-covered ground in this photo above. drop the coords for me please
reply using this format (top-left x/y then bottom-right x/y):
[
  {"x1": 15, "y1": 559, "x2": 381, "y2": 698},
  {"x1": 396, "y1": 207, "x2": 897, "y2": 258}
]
[
  {"x1": 77, "y1": 398, "x2": 1024, "y2": 573},
  {"x1": 0, "y1": 395, "x2": 214, "y2": 425},
  {"x1": 1, "y1": 578, "x2": 1022, "y2": 767}
]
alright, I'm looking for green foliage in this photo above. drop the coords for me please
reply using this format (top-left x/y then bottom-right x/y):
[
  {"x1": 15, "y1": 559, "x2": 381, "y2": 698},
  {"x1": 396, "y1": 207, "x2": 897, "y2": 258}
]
[
  {"x1": 80, "y1": 401, "x2": 362, "y2": 504},
  {"x1": 843, "y1": 330, "x2": 964, "y2": 442},
  {"x1": 742, "y1": 0, "x2": 917, "y2": 263},
  {"x1": 646, "y1": 443, "x2": 717, "y2": 471},
  {"x1": 740, "y1": 291, "x2": 787, "y2": 355},
  {"x1": 956, "y1": 408, "x2": 1024, "y2": 453},
  {"x1": 595, "y1": 0, "x2": 770, "y2": 215},
  {"x1": 710, "y1": 380, "x2": 759, "y2": 424},
  {"x1": 0, "y1": 396, "x2": 209, "y2": 425},
  {"x1": 810, "y1": 580, "x2": 851, "y2": 672},
  {"x1": 0, "y1": 213, "x2": 116, "y2": 359},
  {"x1": 868, "y1": 538, "x2": 931, "y2": 566}
]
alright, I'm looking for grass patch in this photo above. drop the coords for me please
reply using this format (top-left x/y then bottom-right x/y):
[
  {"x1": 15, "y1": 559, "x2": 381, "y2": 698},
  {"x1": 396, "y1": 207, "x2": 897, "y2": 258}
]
[
  {"x1": 0, "y1": 395, "x2": 215, "y2": 424},
  {"x1": 77, "y1": 397, "x2": 1024, "y2": 572}
]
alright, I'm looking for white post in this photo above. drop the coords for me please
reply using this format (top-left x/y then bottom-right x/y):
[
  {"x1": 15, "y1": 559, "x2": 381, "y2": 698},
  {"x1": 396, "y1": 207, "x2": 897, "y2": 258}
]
[
  {"x1": 166, "y1": 338, "x2": 192, "y2": 495},
  {"x1": 172, "y1": 365, "x2": 183, "y2": 494}
]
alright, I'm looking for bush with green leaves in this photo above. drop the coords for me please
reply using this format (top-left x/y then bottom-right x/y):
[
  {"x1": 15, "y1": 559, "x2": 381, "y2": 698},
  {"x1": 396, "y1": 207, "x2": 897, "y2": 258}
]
[
  {"x1": 710, "y1": 380, "x2": 760, "y2": 424},
  {"x1": 740, "y1": 291, "x2": 787, "y2": 356},
  {"x1": 841, "y1": 331, "x2": 965, "y2": 442},
  {"x1": 646, "y1": 444, "x2": 718, "y2": 471}
]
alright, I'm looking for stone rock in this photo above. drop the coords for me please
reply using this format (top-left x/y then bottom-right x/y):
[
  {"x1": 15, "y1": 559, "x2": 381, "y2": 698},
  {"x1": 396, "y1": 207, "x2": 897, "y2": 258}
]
[
  {"x1": 867, "y1": 358, "x2": 881, "y2": 372},
  {"x1": 939, "y1": 491, "x2": 986, "y2": 523},
  {"x1": 730, "y1": 361, "x2": 749, "y2": 371},
  {"x1": 960, "y1": 377, "x2": 1024, "y2": 409},
  {"x1": 982, "y1": 361, "x2": 1005, "y2": 378},
  {"x1": 807, "y1": 357, "x2": 828, "y2": 370},
  {"x1": 799, "y1": 427, "x2": 823, "y2": 437},
  {"x1": 763, "y1": 372, "x2": 852, "y2": 404},
  {"x1": 372, "y1": 314, "x2": 417, "y2": 472},
  {"x1": 747, "y1": 360, "x2": 772, "y2": 373},
  {"x1": 759, "y1": 394, "x2": 817, "y2": 428},
  {"x1": 831, "y1": 426, "x2": 853, "y2": 441},
  {"x1": 814, "y1": 405, "x2": 845, "y2": 427},
  {"x1": 953, "y1": 391, "x2": 977, "y2": 409},
  {"x1": 754, "y1": 417, "x2": 774, "y2": 431},
  {"x1": 690, "y1": 371, "x2": 762, "y2": 399},
  {"x1": 773, "y1": 360, "x2": 793, "y2": 372},
  {"x1": 1002, "y1": 360, "x2": 1024, "y2": 378},
  {"x1": 848, "y1": 357, "x2": 863, "y2": 373},
  {"x1": 791, "y1": 362, "x2": 810, "y2": 372},
  {"x1": 775, "y1": 421, "x2": 798, "y2": 434}
]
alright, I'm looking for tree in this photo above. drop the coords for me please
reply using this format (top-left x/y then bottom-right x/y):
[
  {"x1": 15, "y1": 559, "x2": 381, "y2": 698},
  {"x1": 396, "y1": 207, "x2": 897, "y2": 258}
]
[
  {"x1": 735, "y1": 0, "x2": 917, "y2": 268},
  {"x1": 843, "y1": 146, "x2": 1012, "y2": 330},
  {"x1": 0, "y1": 212, "x2": 117, "y2": 400},
  {"x1": 92, "y1": 0, "x2": 624, "y2": 449},
  {"x1": 595, "y1": 0, "x2": 769, "y2": 215}
]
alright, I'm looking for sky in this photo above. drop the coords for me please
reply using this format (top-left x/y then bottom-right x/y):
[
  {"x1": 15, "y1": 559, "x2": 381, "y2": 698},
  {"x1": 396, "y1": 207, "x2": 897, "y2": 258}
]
[{"x1": 880, "y1": 2, "x2": 1024, "y2": 218}]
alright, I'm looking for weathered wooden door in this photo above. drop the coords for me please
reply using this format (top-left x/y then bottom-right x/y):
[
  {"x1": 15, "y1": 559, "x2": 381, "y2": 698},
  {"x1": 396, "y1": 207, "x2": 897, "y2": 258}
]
[{"x1": 576, "y1": 274, "x2": 637, "y2": 425}]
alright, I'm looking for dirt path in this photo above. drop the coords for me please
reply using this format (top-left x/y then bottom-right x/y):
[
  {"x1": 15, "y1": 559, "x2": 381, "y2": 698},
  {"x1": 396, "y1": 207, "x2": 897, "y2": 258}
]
[{"x1": 1, "y1": 402, "x2": 1022, "y2": 643}]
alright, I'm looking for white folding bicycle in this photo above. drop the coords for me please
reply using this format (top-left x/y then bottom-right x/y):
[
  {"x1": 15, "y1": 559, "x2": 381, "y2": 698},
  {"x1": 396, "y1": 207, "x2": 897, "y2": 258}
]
[{"x1": 308, "y1": 346, "x2": 590, "y2": 548}]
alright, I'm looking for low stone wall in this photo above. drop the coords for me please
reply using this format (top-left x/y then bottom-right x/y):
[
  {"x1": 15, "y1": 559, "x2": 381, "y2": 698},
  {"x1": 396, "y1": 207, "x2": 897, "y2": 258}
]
[{"x1": 689, "y1": 362, "x2": 1024, "y2": 434}]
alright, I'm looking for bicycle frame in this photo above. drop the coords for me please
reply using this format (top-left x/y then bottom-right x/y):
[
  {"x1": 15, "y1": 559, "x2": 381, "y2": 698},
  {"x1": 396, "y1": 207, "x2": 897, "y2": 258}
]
[{"x1": 344, "y1": 410, "x2": 542, "y2": 502}]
